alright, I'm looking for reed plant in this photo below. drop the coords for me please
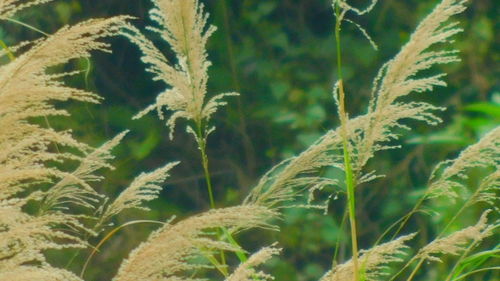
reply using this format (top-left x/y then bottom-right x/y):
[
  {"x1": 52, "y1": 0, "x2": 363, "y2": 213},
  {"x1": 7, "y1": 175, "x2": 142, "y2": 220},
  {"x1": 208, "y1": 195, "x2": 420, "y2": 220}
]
[{"x1": 0, "y1": 0, "x2": 497, "y2": 280}]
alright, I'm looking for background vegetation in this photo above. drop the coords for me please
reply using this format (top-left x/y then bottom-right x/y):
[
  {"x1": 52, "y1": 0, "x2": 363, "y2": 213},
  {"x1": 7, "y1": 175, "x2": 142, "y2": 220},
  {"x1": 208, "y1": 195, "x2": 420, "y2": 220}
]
[{"x1": 1, "y1": 0, "x2": 497, "y2": 280}]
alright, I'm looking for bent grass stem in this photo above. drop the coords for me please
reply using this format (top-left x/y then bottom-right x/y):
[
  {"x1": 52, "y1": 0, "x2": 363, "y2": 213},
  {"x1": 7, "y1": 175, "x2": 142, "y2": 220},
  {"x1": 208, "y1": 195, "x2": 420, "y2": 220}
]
[{"x1": 80, "y1": 220, "x2": 165, "y2": 278}]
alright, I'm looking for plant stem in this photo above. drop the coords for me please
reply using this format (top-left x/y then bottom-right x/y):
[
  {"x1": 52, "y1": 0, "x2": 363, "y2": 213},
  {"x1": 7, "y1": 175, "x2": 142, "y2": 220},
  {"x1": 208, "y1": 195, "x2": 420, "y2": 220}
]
[
  {"x1": 196, "y1": 122, "x2": 216, "y2": 209},
  {"x1": 389, "y1": 196, "x2": 425, "y2": 240},
  {"x1": 80, "y1": 220, "x2": 165, "y2": 278},
  {"x1": 194, "y1": 122, "x2": 247, "y2": 268},
  {"x1": 4, "y1": 17, "x2": 49, "y2": 36},
  {"x1": 334, "y1": 2, "x2": 343, "y2": 79},
  {"x1": 0, "y1": 39, "x2": 15, "y2": 61},
  {"x1": 334, "y1": 1, "x2": 359, "y2": 280},
  {"x1": 451, "y1": 267, "x2": 500, "y2": 281},
  {"x1": 406, "y1": 259, "x2": 425, "y2": 281},
  {"x1": 340, "y1": 82, "x2": 360, "y2": 281},
  {"x1": 332, "y1": 208, "x2": 349, "y2": 268},
  {"x1": 444, "y1": 242, "x2": 475, "y2": 281},
  {"x1": 194, "y1": 122, "x2": 229, "y2": 274}
]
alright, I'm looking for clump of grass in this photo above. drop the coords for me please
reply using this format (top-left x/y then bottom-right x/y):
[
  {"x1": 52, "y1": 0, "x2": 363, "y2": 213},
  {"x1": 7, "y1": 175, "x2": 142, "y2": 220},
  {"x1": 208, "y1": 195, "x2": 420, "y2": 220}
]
[{"x1": 0, "y1": 0, "x2": 497, "y2": 280}]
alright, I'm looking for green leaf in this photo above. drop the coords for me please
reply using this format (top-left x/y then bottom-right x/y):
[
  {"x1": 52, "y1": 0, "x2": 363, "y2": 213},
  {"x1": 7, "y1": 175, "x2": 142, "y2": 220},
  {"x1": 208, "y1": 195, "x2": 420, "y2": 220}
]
[
  {"x1": 129, "y1": 132, "x2": 160, "y2": 160},
  {"x1": 464, "y1": 102, "x2": 500, "y2": 118}
]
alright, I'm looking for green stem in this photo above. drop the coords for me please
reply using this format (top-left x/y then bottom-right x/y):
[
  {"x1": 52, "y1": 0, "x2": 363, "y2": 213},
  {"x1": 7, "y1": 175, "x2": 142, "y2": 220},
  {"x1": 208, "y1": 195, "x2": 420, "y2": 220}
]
[
  {"x1": 389, "y1": 196, "x2": 425, "y2": 240},
  {"x1": 332, "y1": 208, "x2": 348, "y2": 268},
  {"x1": 343, "y1": 126, "x2": 360, "y2": 281},
  {"x1": 196, "y1": 122, "x2": 216, "y2": 209},
  {"x1": 194, "y1": 122, "x2": 247, "y2": 268},
  {"x1": 451, "y1": 267, "x2": 500, "y2": 281},
  {"x1": 334, "y1": 2, "x2": 359, "y2": 280},
  {"x1": 4, "y1": 17, "x2": 49, "y2": 36},
  {"x1": 406, "y1": 259, "x2": 425, "y2": 281},
  {"x1": 388, "y1": 257, "x2": 416, "y2": 281},
  {"x1": 335, "y1": 2, "x2": 343, "y2": 79},
  {"x1": 80, "y1": 220, "x2": 164, "y2": 278},
  {"x1": 223, "y1": 228, "x2": 247, "y2": 262},
  {"x1": 444, "y1": 243, "x2": 476, "y2": 281},
  {"x1": 440, "y1": 201, "x2": 468, "y2": 236},
  {"x1": 0, "y1": 39, "x2": 15, "y2": 61},
  {"x1": 194, "y1": 122, "x2": 230, "y2": 275}
]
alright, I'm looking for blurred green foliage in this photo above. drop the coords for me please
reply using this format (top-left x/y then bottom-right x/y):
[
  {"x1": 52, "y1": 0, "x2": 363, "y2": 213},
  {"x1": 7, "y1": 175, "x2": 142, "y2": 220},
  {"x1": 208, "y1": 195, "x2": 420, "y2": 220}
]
[{"x1": 0, "y1": 0, "x2": 498, "y2": 280}]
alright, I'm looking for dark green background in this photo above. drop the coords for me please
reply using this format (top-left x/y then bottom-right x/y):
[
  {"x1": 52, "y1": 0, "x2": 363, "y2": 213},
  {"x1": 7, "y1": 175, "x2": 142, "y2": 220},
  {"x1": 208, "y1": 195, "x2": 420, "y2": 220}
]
[{"x1": 1, "y1": 0, "x2": 498, "y2": 280}]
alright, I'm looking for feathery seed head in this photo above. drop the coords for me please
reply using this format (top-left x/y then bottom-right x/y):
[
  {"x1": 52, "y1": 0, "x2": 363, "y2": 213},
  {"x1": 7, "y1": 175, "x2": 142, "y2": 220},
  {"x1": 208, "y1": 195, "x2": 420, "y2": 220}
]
[
  {"x1": 225, "y1": 245, "x2": 281, "y2": 281},
  {"x1": 0, "y1": 265, "x2": 83, "y2": 281},
  {"x1": 416, "y1": 210, "x2": 494, "y2": 262},
  {"x1": 0, "y1": 0, "x2": 53, "y2": 18},
  {"x1": 113, "y1": 205, "x2": 277, "y2": 281},
  {"x1": 355, "y1": 0, "x2": 468, "y2": 171},
  {"x1": 0, "y1": 14, "x2": 129, "y2": 275},
  {"x1": 320, "y1": 233, "x2": 416, "y2": 281},
  {"x1": 125, "y1": 0, "x2": 237, "y2": 139},
  {"x1": 102, "y1": 161, "x2": 179, "y2": 221},
  {"x1": 427, "y1": 127, "x2": 500, "y2": 199}
]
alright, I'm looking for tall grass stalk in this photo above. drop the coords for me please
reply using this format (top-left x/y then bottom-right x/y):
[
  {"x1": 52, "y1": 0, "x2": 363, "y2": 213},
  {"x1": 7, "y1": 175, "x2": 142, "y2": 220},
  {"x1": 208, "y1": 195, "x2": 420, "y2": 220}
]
[
  {"x1": 334, "y1": 1, "x2": 359, "y2": 280},
  {"x1": 194, "y1": 122, "x2": 232, "y2": 273}
]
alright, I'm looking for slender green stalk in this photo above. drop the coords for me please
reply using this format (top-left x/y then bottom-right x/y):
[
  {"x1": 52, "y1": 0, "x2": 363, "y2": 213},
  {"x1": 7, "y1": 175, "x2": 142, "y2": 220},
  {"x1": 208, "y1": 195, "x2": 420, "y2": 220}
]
[
  {"x1": 334, "y1": 2, "x2": 359, "y2": 280},
  {"x1": 80, "y1": 220, "x2": 165, "y2": 278},
  {"x1": 201, "y1": 250, "x2": 229, "y2": 277},
  {"x1": 389, "y1": 196, "x2": 425, "y2": 240},
  {"x1": 406, "y1": 259, "x2": 425, "y2": 281},
  {"x1": 193, "y1": 122, "x2": 230, "y2": 273},
  {"x1": 195, "y1": 122, "x2": 216, "y2": 209},
  {"x1": 334, "y1": 2, "x2": 343, "y2": 79},
  {"x1": 0, "y1": 39, "x2": 15, "y2": 60},
  {"x1": 375, "y1": 208, "x2": 418, "y2": 247},
  {"x1": 332, "y1": 208, "x2": 349, "y2": 268},
  {"x1": 4, "y1": 17, "x2": 49, "y2": 36},
  {"x1": 223, "y1": 227, "x2": 247, "y2": 262},
  {"x1": 194, "y1": 122, "x2": 248, "y2": 267},
  {"x1": 443, "y1": 243, "x2": 477, "y2": 281},
  {"x1": 388, "y1": 256, "x2": 416, "y2": 281},
  {"x1": 451, "y1": 267, "x2": 500, "y2": 281},
  {"x1": 340, "y1": 85, "x2": 360, "y2": 281}
]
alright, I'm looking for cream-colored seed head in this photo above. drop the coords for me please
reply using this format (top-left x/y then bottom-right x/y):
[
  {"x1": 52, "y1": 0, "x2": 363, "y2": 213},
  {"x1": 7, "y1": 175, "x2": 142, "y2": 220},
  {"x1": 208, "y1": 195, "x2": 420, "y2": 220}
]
[
  {"x1": 113, "y1": 205, "x2": 277, "y2": 281},
  {"x1": 125, "y1": 0, "x2": 238, "y2": 139},
  {"x1": 40, "y1": 131, "x2": 129, "y2": 212},
  {"x1": 103, "y1": 161, "x2": 179, "y2": 221},
  {"x1": 416, "y1": 210, "x2": 494, "y2": 262},
  {"x1": 0, "y1": 0, "x2": 53, "y2": 18},
  {"x1": 225, "y1": 245, "x2": 280, "y2": 281},
  {"x1": 0, "y1": 265, "x2": 83, "y2": 281},
  {"x1": 0, "y1": 15, "x2": 129, "y2": 278},
  {"x1": 427, "y1": 127, "x2": 500, "y2": 199},
  {"x1": 321, "y1": 234, "x2": 416, "y2": 281}
]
